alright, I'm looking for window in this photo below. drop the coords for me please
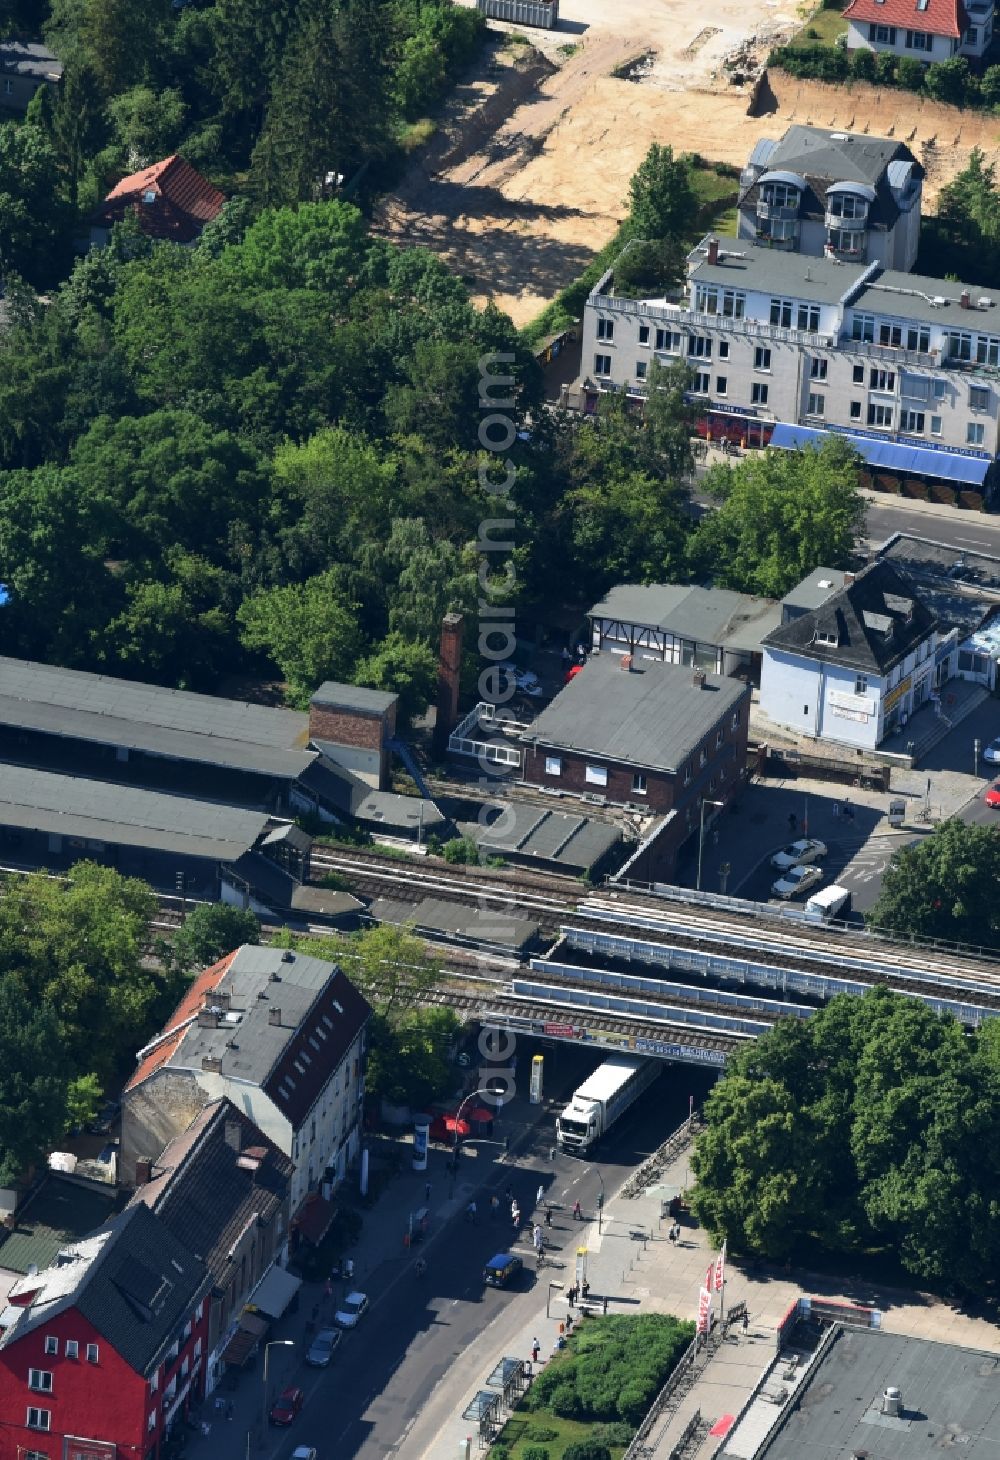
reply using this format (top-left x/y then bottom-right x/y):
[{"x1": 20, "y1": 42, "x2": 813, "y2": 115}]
[
  {"x1": 968, "y1": 422, "x2": 986, "y2": 445},
  {"x1": 43, "y1": 1339, "x2": 57, "y2": 1357},
  {"x1": 852, "y1": 364, "x2": 865, "y2": 384},
  {"x1": 855, "y1": 675, "x2": 868, "y2": 696},
  {"x1": 65, "y1": 1342, "x2": 78, "y2": 1360},
  {"x1": 23, "y1": 1451, "x2": 48, "y2": 1460},
  {"x1": 585, "y1": 765, "x2": 608, "y2": 787},
  {"x1": 545, "y1": 756, "x2": 562, "y2": 776},
  {"x1": 149, "y1": 1370, "x2": 158, "y2": 1394},
  {"x1": 148, "y1": 1413, "x2": 157, "y2": 1434},
  {"x1": 907, "y1": 324, "x2": 931, "y2": 352},
  {"x1": 753, "y1": 346, "x2": 771, "y2": 371},
  {"x1": 905, "y1": 27, "x2": 933, "y2": 46},
  {"x1": 868, "y1": 403, "x2": 893, "y2": 428},
  {"x1": 947, "y1": 330, "x2": 973, "y2": 361},
  {"x1": 632, "y1": 773, "x2": 647, "y2": 795},
  {"x1": 28, "y1": 1372, "x2": 53, "y2": 1394},
  {"x1": 976, "y1": 336, "x2": 1000, "y2": 366},
  {"x1": 715, "y1": 376, "x2": 728, "y2": 395},
  {"x1": 809, "y1": 357, "x2": 828, "y2": 380},
  {"x1": 195, "y1": 1301, "x2": 204, "y2": 1323},
  {"x1": 901, "y1": 409, "x2": 925, "y2": 433},
  {"x1": 718, "y1": 340, "x2": 730, "y2": 360},
  {"x1": 751, "y1": 382, "x2": 769, "y2": 405},
  {"x1": 654, "y1": 328, "x2": 680, "y2": 352},
  {"x1": 769, "y1": 298, "x2": 793, "y2": 328},
  {"x1": 692, "y1": 371, "x2": 710, "y2": 394},
  {"x1": 638, "y1": 324, "x2": 650, "y2": 345},
  {"x1": 828, "y1": 192, "x2": 867, "y2": 220},
  {"x1": 869, "y1": 22, "x2": 897, "y2": 40},
  {"x1": 965, "y1": 23, "x2": 978, "y2": 40},
  {"x1": 596, "y1": 318, "x2": 614, "y2": 341},
  {"x1": 762, "y1": 181, "x2": 800, "y2": 209},
  {"x1": 683, "y1": 764, "x2": 691, "y2": 784},
  {"x1": 86, "y1": 1344, "x2": 99, "y2": 1364},
  {"x1": 870, "y1": 368, "x2": 895, "y2": 392},
  {"x1": 699, "y1": 749, "x2": 707, "y2": 767},
  {"x1": 901, "y1": 373, "x2": 930, "y2": 401},
  {"x1": 970, "y1": 385, "x2": 990, "y2": 411},
  {"x1": 694, "y1": 285, "x2": 745, "y2": 317},
  {"x1": 931, "y1": 414, "x2": 942, "y2": 435},
  {"x1": 594, "y1": 354, "x2": 611, "y2": 377},
  {"x1": 850, "y1": 401, "x2": 862, "y2": 419},
  {"x1": 635, "y1": 361, "x2": 647, "y2": 380},
  {"x1": 687, "y1": 335, "x2": 712, "y2": 358},
  {"x1": 797, "y1": 304, "x2": 820, "y2": 332},
  {"x1": 851, "y1": 313, "x2": 875, "y2": 344},
  {"x1": 807, "y1": 392, "x2": 825, "y2": 417},
  {"x1": 829, "y1": 228, "x2": 865, "y2": 255},
  {"x1": 731, "y1": 709, "x2": 740, "y2": 729},
  {"x1": 803, "y1": 705, "x2": 810, "y2": 716},
  {"x1": 27, "y1": 1409, "x2": 50, "y2": 1432},
  {"x1": 716, "y1": 729, "x2": 724, "y2": 748}
]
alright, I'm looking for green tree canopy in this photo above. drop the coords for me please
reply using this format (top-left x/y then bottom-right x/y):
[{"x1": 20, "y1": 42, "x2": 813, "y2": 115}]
[
  {"x1": 0, "y1": 982, "x2": 69, "y2": 1186},
  {"x1": 0, "y1": 121, "x2": 71, "y2": 284},
  {"x1": 690, "y1": 437, "x2": 866, "y2": 596},
  {"x1": 237, "y1": 568, "x2": 363, "y2": 705},
  {"x1": 625, "y1": 143, "x2": 697, "y2": 243},
  {"x1": 865, "y1": 818, "x2": 1000, "y2": 949},
  {"x1": 353, "y1": 632, "x2": 437, "y2": 729},
  {"x1": 171, "y1": 902, "x2": 262, "y2": 971}
]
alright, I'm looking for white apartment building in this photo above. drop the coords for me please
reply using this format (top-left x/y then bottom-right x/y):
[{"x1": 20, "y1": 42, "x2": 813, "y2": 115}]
[
  {"x1": 580, "y1": 235, "x2": 999, "y2": 495},
  {"x1": 738, "y1": 126, "x2": 923, "y2": 271},
  {"x1": 843, "y1": 0, "x2": 993, "y2": 62}
]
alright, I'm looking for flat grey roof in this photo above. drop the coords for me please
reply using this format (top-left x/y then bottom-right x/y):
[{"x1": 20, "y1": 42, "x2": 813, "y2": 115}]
[
  {"x1": 877, "y1": 533, "x2": 1000, "y2": 637},
  {"x1": 862, "y1": 270, "x2": 1000, "y2": 329},
  {"x1": 0, "y1": 40, "x2": 63, "y2": 80},
  {"x1": 0, "y1": 765, "x2": 268, "y2": 861},
  {"x1": 311, "y1": 682, "x2": 397, "y2": 715},
  {"x1": 460, "y1": 803, "x2": 620, "y2": 873},
  {"x1": 370, "y1": 896, "x2": 539, "y2": 953},
  {"x1": 523, "y1": 655, "x2": 748, "y2": 773},
  {"x1": 688, "y1": 239, "x2": 869, "y2": 305},
  {"x1": 781, "y1": 568, "x2": 842, "y2": 613},
  {"x1": 741, "y1": 1326, "x2": 1000, "y2": 1460},
  {"x1": 0, "y1": 658, "x2": 312, "y2": 778},
  {"x1": 590, "y1": 584, "x2": 781, "y2": 653}
]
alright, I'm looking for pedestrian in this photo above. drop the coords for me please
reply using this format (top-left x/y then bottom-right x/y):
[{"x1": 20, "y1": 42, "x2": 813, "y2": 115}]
[
  {"x1": 536, "y1": 1183, "x2": 544, "y2": 1206},
  {"x1": 668, "y1": 1226, "x2": 676, "y2": 1245},
  {"x1": 425, "y1": 1180, "x2": 431, "y2": 1202},
  {"x1": 467, "y1": 1200, "x2": 478, "y2": 1224},
  {"x1": 490, "y1": 1194, "x2": 499, "y2": 1219},
  {"x1": 788, "y1": 811, "x2": 797, "y2": 833},
  {"x1": 531, "y1": 1337, "x2": 540, "y2": 1363},
  {"x1": 582, "y1": 1279, "x2": 590, "y2": 1300},
  {"x1": 573, "y1": 1200, "x2": 582, "y2": 1221},
  {"x1": 545, "y1": 1206, "x2": 553, "y2": 1227},
  {"x1": 561, "y1": 646, "x2": 571, "y2": 665},
  {"x1": 567, "y1": 1285, "x2": 576, "y2": 1308},
  {"x1": 603, "y1": 1295, "x2": 609, "y2": 1316},
  {"x1": 512, "y1": 1204, "x2": 521, "y2": 1229},
  {"x1": 533, "y1": 1224, "x2": 543, "y2": 1252},
  {"x1": 226, "y1": 1402, "x2": 234, "y2": 1421},
  {"x1": 833, "y1": 801, "x2": 840, "y2": 819},
  {"x1": 742, "y1": 1311, "x2": 749, "y2": 1334}
]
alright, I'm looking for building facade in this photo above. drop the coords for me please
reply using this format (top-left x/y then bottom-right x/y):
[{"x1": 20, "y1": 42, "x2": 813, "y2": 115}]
[
  {"x1": 588, "y1": 583, "x2": 780, "y2": 682},
  {"x1": 759, "y1": 561, "x2": 954, "y2": 748},
  {"x1": 0, "y1": 1206, "x2": 210, "y2": 1460},
  {"x1": 843, "y1": 0, "x2": 992, "y2": 61},
  {"x1": 581, "y1": 234, "x2": 999, "y2": 490},
  {"x1": 0, "y1": 42, "x2": 62, "y2": 113},
  {"x1": 122, "y1": 945, "x2": 370, "y2": 1225},
  {"x1": 737, "y1": 126, "x2": 923, "y2": 270}
]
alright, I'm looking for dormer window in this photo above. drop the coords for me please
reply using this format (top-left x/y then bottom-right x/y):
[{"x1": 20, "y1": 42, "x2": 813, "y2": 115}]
[{"x1": 814, "y1": 630, "x2": 840, "y2": 647}]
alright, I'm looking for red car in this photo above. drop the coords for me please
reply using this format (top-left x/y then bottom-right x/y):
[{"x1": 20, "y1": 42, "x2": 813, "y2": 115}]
[
  {"x1": 563, "y1": 664, "x2": 584, "y2": 685},
  {"x1": 985, "y1": 782, "x2": 1000, "y2": 808},
  {"x1": 269, "y1": 1386, "x2": 305, "y2": 1426}
]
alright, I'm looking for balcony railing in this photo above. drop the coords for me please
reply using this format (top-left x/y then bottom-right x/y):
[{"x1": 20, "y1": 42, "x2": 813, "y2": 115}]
[
  {"x1": 757, "y1": 200, "x2": 800, "y2": 221},
  {"x1": 825, "y1": 209, "x2": 868, "y2": 230}
]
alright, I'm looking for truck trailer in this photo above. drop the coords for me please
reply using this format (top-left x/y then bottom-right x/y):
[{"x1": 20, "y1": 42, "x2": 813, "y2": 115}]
[{"x1": 556, "y1": 1055, "x2": 659, "y2": 1155}]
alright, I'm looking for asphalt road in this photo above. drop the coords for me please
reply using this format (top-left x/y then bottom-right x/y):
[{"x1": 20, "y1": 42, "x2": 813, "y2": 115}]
[
  {"x1": 863, "y1": 499, "x2": 1000, "y2": 556},
  {"x1": 252, "y1": 1056, "x2": 715, "y2": 1460}
]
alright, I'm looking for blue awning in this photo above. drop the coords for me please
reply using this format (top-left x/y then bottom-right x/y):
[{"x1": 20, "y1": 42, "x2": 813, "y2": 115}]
[{"x1": 769, "y1": 423, "x2": 992, "y2": 487}]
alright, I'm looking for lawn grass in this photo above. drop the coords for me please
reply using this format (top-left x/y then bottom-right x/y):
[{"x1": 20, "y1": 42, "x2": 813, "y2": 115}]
[
  {"x1": 787, "y1": 2, "x2": 847, "y2": 48},
  {"x1": 495, "y1": 1413, "x2": 630, "y2": 1460}
]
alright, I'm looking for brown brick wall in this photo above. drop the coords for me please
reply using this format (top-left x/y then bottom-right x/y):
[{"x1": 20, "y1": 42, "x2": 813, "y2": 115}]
[
  {"x1": 522, "y1": 747, "x2": 676, "y2": 811},
  {"x1": 434, "y1": 612, "x2": 465, "y2": 754},
  {"x1": 309, "y1": 704, "x2": 395, "y2": 751}
]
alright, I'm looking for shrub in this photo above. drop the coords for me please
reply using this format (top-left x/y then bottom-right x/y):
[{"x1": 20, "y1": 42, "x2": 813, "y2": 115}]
[
  {"x1": 592, "y1": 1423, "x2": 636, "y2": 1446},
  {"x1": 850, "y1": 47, "x2": 876, "y2": 79},
  {"x1": 525, "y1": 1427, "x2": 559, "y2": 1442},
  {"x1": 523, "y1": 1448, "x2": 550, "y2": 1460},
  {"x1": 442, "y1": 835, "x2": 480, "y2": 864},
  {"x1": 874, "y1": 50, "x2": 896, "y2": 83},
  {"x1": 925, "y1": 55, "x2": 969, "y2": 105},
  {"x1": 563, "y1": 1445, "x2": 612, "y2": 1460},
  {"x1": 896, "y1": 56, "x2": 925, "y2": 89},
  {"x1": 550, "y1": 1382, "x2": 581, "y2": 1418}
]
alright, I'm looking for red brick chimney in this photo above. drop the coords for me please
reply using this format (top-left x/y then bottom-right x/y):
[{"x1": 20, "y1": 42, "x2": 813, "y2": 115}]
[
  {"x1": 706, "y1": 236, "x2": 720, "y2": 266},
  {"x1": 434, "y1": 612, "x2": 465, "y2": 756}
]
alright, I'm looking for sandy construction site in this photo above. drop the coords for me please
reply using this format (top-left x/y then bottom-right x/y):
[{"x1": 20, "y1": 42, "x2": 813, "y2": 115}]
[{"x1": 374, "y1": 0, "x2": 1000, "y2": 327}]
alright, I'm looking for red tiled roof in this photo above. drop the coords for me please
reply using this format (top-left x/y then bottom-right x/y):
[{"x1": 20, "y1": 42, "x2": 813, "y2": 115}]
[
  {"x1": 97, "y1": 154, "x2": 226, "y2": 243},
  {"x1": 126, "y1": 950, "x2": 238, "y2": 1091},
  {"x1": 843, "y1": 0, "x2": 965, "y2": 38}
]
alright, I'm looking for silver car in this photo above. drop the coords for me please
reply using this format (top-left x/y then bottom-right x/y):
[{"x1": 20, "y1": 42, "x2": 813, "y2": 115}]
[
  {"x1": 305, "y1": 1327, "x2": 341, "y2": 1367},
  {"x1": 771, "y1": 864, "x2": 823, "y2": 900}
]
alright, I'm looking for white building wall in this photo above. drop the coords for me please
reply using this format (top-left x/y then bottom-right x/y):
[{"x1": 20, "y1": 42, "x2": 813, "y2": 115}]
[
  {"x1": 817, "y1": 662, "x2": 884, "y2": 748},
  {"x1": 760, "y1": 650, "x2": 824, "y2": 738},
  {"x1": 846, "y1": 19, "x2": 957, "y2": 59}
]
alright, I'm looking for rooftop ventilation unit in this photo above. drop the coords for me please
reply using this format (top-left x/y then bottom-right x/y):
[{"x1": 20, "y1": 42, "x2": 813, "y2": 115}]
[{"x1": 881, "y1": 1387, "x2": 902, "y2": 1418}]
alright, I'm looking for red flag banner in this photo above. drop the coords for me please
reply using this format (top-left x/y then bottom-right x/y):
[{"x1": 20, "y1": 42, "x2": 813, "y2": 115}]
[
  {"x1": 697, "y1": 1285, "x2": 712, "y2": 1335},
  {"x1": 706, "y1": 1263, "x2": 714, "y2": 1292},
  {"x1": 714, "y1": 1240, "x2": 726, "y2": 1292}
]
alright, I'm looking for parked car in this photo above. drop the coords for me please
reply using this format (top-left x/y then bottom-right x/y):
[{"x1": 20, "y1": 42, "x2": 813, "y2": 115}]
[
  {"x1": 269, "y1": 1387, "x2": 305, "y2": 1426},
  {"x1": 305, "y1": 1327, "x2": 341, "y2": 1367},
  {"x1": 984, "y1": 738, "x2": 1000, "y2": 764},
  {"x1": 87, "y1": 1100, "x2": 120, "y2": 1135},
  {"x1": 771, "y1": 864, "x2": 823, "y2": 899},
  {"x1": 985, "y1": 781, "x2": 1000, "y2": 807},
  {"x1": 770, "y1": 838, "x2": 827, "y2": 871},
  {"x1": 291, "y1": 1448, "x2": 317, "y2": 1460},
  {"x1": 483, "y1": 1252, "x2": 523, "y2": 1288},
  {"x1": 334, "y1": 1291, "x2": 369, "y2": 1328},
  {"x1": 497, "y1": 662, "x2": 545, "y2": 698}
]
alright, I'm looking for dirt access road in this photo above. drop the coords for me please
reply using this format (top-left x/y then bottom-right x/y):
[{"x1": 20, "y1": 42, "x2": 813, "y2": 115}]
[{"x1": 374, "y1": 0, "x2": 1000, "y2": 328}]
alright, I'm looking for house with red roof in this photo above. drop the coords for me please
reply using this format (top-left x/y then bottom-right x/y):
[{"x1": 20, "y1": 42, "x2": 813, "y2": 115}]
[
  {"x1": 844, "y1": 0, "x2": 992, "y2": 62},
  {"x1": 91, "y1": 155, "x2": 225, "y2": 246}
]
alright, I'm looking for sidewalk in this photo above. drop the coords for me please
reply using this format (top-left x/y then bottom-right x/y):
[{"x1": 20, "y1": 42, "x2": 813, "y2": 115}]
[{"x1": 412, "y1": 1134, "x2": 1000, "y2": 1460}]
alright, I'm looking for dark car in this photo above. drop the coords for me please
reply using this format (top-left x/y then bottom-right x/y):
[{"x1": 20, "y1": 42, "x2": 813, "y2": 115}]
[
  {"x1": 483, "y1": 1252, "x2": 523, "y2": 1288},
  {"x1": 305, "y1": 1327, "x2": 341, "y2": 1367},
  {"x1": 269, "y1": 1386, "x2": 305, "y2": 1426},
  {"x1": 87, "y1": 1100, "x2": 120, "y2": 1136}
]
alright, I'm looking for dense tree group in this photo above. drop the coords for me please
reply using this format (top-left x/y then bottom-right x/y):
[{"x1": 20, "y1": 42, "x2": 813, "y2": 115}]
[
  {"x1": 866, "y1": 818, "x2": 1000, "y2": 951},
  {"x1": 692, "y1": 987, "x2": 1000, "y2": 1290}
]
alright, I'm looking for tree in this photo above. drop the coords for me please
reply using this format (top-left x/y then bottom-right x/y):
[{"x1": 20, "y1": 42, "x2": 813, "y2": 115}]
[
  {"x1": 0, "y1": 121, "x2": 72, "y2": 285},
  {"x1": 229, "y1": 201, "x2": 369, "y2": 298},
  {"x1": 171, "y1": 903, "x2": 261, "y2": 970},
  {"x1": 106, "y1": 85, "x2": 187, "y2": 168},
  {"x1": 343, "y1": 923, "x2": 442, "y2": 1018},
  {"x1": 625, "y1": 144, "x2": 697, "y2": 243},
  {"x1": 45, "y1": 0, "x2": 172, "y2": 99},
  {"x1": 0, "y1": 982, "x2": 69, "y2": 1185},
  {"x1": 272, "y1": 426, "x2": 400, "y2": 575},
  {"x1": 237, "y1": 569, "x2": 363, "y2": 705},
  {"x1": 925, "y1": 55, "x2": 970, "y2": 107},
  {"x1": 353, "y1": 632, "x2": 437, "y2": 729},
  {"x1": 865, "y1": 818, "x2": 1000, "y2": 949},
  {"x1": 365, "y1": 1006, "x2": 459, "y2": 1108},
  {"x1": 690, "y1": 437, "x2": 866, "y2": 597}
]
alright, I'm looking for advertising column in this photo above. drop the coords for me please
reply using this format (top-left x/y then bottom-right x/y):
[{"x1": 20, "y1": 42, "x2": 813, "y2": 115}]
[{"x1": 412, "y1": 1114, "x2": 430, "y2": 1171}]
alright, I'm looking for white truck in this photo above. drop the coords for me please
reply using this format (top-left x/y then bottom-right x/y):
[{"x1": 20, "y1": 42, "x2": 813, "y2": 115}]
[
  {"x1": 803, "y1": 884, "x2": 851, "y2": 923},
  {"x1": 556, "y1": 1055, "x2": 660, "y2": 1155}
]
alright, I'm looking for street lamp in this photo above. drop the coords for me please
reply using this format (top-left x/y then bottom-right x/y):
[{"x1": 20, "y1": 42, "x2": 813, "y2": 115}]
[
  {"x1": 261, "y1": 1339, "x2": 294, "y2": 1429},
  {"x1": 547, "y1": 1281, "x2": 563, "y2": 1318},
  {"x1": 696, "y1": 799, "x2": 724, "y2": 892}
]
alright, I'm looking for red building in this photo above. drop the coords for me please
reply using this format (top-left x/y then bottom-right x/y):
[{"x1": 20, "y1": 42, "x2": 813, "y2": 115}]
[{"x1": 0, "y1": 1205, "x2": 210, "y2": 1460}]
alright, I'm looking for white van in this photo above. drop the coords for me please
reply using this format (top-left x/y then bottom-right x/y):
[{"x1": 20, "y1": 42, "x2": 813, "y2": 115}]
[{"x1": 804, "y1": 884, "x2": 851, "y2": 923}]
